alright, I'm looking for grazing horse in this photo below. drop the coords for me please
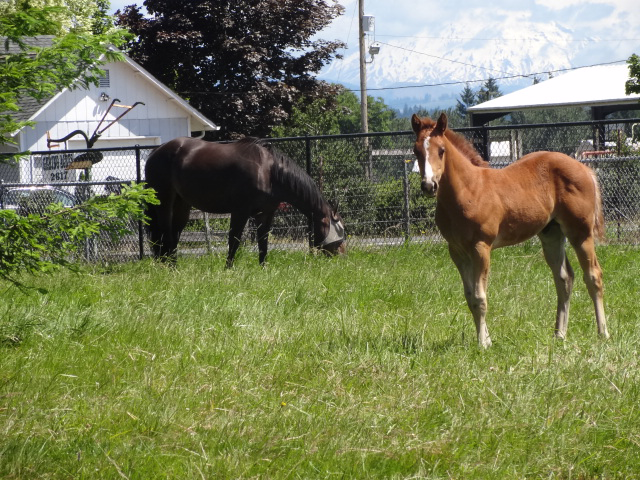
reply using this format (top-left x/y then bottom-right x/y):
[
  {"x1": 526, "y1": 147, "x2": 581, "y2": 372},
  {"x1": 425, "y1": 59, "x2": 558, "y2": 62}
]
[
  {"x1": 411, "y1": 113, "x2": 609, "y2": 347},
  {"x1": 144, "y1": 137, "x2": 346, "y2": 267}
]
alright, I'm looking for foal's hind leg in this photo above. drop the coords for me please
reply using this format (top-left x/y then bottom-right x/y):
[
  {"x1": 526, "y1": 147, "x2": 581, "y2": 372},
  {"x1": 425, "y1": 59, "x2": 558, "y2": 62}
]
[
  {"x1": 568, "y1": 234, "x2": 609, "y2": 338},
  {"x1": 538, "y1": 222, "x2": 574, "y2": 339}
]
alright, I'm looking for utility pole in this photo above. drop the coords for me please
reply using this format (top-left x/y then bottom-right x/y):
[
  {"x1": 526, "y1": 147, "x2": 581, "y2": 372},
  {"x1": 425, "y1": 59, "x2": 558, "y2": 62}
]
[{"x1": 358, "y1": 0, "x2": 368, "y2": 137}]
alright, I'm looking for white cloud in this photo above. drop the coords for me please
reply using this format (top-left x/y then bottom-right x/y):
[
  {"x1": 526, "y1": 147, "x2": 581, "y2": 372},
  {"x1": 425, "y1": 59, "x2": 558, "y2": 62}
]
[{"x1": 534, "y1": 0, "x2": 635, "y2": 9}]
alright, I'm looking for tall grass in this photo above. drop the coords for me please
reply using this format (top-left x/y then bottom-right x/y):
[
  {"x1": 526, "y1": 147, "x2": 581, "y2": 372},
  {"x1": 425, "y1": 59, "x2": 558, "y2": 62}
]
[{"x1": 1, "y1": 244, "x2": 639, "y2": 478}]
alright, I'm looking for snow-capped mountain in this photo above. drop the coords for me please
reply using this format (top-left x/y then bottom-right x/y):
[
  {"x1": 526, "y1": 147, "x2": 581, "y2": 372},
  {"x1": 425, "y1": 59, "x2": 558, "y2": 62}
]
[{"x1": 317, "y1": 20, "x2": 592, "y2": 111}]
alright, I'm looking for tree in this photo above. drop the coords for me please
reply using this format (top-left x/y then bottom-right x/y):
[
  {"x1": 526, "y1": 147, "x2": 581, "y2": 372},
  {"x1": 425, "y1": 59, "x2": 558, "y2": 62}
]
[
  {"x1": 1, "y1": 7, "x2": 157, "y2": 289},
  {"x1": 0, "y1": 184, "x2": 158, "y2": 289},
  {"x1": 0, "y1": 0, "x2": 114, "y2": 34},
  {"x1": 456, "y1": 83, "x2": 476, "y2": 119},
  {"x1": 0, "y1": 7, "x2": 129, "y2": 146},
  {"x1": 271, "y1": 87, "x2": 396, "y2": 137},
  {"x1": 476, "y1": 77, "x2": 502, "y2": 104},
  {"x1": 626, "y1": 53, "x2": 640, "y2": 96},
  {"x1": 116, "y1": 0, "x2": 345, "y2": 139}
]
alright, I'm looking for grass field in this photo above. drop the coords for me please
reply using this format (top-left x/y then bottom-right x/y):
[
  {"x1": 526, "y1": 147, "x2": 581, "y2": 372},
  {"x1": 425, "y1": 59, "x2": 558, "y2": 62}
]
[{"x1": 1, "y1": 244, "x2": 639, "y2": 479}]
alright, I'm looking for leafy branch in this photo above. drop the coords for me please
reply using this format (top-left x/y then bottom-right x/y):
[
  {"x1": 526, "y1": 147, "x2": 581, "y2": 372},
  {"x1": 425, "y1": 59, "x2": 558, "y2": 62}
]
[
  {"x1": 0, "y1": 6, "x2": 130, "y2": 147},
  {"x1": 626, "y1": 53, "x2": 640, "y2": 96},
  {"x1": 0, "y1": 183, "x2": 158, "y2": 290}
]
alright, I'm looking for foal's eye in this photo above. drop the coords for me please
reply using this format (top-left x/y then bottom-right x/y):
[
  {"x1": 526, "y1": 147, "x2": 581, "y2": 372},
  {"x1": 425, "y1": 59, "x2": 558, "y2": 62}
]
[{"x1": 438, "y1": 147, "x2": 445, "y2": 157}]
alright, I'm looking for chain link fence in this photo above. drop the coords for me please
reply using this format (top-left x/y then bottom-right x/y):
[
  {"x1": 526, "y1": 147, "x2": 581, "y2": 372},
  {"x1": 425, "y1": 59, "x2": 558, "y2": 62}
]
[{"x1": 1, "y1": 118, "x2": 639, "y2": 262}]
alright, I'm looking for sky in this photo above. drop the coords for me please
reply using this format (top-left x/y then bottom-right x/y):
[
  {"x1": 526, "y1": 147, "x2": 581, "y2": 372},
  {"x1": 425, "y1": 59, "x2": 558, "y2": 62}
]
[
  {"x1": 320, "y1": 0, "x2": 639, "y2": 72},
  {"x1": 107, "y1": 0, "x2": 640, "y2": 62},
  {"x1": 106, "y1": 0, "x2": 640, "y2": 107}
]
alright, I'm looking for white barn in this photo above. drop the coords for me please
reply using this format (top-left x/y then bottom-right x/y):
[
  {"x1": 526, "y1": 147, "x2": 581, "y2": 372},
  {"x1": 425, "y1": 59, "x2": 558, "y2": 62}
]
[{"x1": 1, "y1": 36, "x2": 218, "y2": 184}]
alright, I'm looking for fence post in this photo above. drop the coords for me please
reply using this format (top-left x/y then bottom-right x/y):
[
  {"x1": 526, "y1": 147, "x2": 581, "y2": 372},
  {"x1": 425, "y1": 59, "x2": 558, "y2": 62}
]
[
  {"x1": 481, "y1": 125, "x2": 490, "y2": 162},
  {"x1": 402, "y1": 159, "x2": 411, "y2": 243},
  {"x1": 305, "y1": 135, "x2": 313, "y2": 249},
  {"x1": 203, "y1": 212, "x2": 213, "y2": 254},
  {"x1": 135, "y1": 145, "x2": 144, "y2": 260}
]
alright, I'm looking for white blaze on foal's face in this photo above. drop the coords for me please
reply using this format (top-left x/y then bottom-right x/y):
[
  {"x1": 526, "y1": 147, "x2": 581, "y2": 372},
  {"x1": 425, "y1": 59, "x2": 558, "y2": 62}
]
[
  {"x1": 422, "y1": 137, "x2": 434, "y2": 185},
  {"x1": 419, "y1": 136, "x2": 439, "y2": 196}
]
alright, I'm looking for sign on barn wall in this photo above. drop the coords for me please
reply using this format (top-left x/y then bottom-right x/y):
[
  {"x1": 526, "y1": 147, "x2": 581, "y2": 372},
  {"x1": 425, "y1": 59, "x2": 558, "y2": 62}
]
[{"x1": 35, "y1": 153, "x2": 77, "y2": 182}]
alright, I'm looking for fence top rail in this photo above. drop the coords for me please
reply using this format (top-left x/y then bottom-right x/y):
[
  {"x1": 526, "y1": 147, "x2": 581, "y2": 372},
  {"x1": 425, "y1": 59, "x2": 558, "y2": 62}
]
[
  {"x1": 27, "y1": 145, "x2": 158, "y2": 156},
  {"x1": 0, "y1": 180, "x2": 134, "y2": 189},
  {"x1": 268, "y1": 117, "x2": 640, "y2": 142},
  {"x1": 457, "y1": 117, "x2": 640, "y2": 134},
  {"x1": 11, "y1": 117, "x2": 640, "y2": 156}
]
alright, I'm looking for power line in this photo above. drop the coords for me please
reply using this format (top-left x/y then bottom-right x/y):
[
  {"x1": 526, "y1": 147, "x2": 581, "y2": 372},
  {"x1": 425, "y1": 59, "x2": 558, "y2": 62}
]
[
  {"x1": 375, "y1": 34, "x2": 640, "y2": 43},
  {"x1": 345, "y1": 60, "x2": 629, "y2": 93},
  {"x1": 174, "y1": 60, "x2": 629, "y2": 97},
  {"x1": 374, "y1": 41, "x2": 513, "y2": 76}
]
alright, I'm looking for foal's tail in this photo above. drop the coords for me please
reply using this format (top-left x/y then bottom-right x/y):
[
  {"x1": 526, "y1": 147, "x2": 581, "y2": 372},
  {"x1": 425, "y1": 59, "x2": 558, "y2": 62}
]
[{"x1": 591, "y1": 170, "x2": 606, "y2": 243}]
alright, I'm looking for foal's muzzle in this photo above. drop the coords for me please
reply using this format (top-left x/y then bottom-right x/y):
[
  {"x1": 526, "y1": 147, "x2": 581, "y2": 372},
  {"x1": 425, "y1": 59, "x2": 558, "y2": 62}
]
[{"x1": 421, "y1": 178, "x2": 438, "y2": 197}]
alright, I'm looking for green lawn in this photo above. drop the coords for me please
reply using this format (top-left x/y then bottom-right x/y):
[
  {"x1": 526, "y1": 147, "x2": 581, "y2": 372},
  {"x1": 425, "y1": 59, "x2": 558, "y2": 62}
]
[{"x1": 1, "y1": 244, "x2": 639, "y2": 478}]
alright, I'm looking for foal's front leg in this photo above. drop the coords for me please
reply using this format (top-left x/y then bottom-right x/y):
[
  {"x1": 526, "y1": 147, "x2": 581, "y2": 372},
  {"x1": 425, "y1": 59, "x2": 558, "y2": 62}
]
[{"x1": 449, "y1": 243, "x2": 492, "y2": 347}]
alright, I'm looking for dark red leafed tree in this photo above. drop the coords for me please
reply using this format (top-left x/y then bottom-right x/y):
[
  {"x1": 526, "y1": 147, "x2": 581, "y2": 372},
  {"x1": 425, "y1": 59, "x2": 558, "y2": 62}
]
[{"x1": 116, "y1": 0, "x2": 345, "y2": 139}]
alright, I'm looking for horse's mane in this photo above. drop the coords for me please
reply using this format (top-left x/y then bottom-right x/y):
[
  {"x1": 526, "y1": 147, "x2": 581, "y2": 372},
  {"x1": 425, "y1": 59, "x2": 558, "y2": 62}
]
[
  {"x1": 444, "y1": 130, "x2": 490, "y2": 168},
  {"x1": 237, "y1": 137, "x2": 328, "y2": 212}
]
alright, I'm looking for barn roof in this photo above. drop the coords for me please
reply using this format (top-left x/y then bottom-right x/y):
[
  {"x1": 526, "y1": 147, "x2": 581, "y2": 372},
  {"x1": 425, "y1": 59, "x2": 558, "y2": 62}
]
[{"x1": 467, "y1": 63, "x2": 640, "y2": 125}]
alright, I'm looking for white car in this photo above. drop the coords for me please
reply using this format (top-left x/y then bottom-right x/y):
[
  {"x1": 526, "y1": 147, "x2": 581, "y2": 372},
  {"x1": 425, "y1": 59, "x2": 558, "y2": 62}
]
[{"x1": 0, "y1": 186, "x2": 77, "y2": 214}]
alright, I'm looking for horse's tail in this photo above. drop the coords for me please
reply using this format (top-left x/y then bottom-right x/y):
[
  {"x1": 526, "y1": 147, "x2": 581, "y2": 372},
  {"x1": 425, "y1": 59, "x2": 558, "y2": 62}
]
[
  {"x1": 142, "y1": 180, "x2": 164, "y2": 258},
  {"x1": 591, "y1": 169, "x2": 606, "y2": 243},
  {"x1": 144, "y1": 197, "x2": 157, "y2": 238}
]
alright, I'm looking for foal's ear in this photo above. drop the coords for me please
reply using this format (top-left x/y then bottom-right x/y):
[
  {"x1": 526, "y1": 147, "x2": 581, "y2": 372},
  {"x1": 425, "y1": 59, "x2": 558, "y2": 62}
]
[
  {"x1": 434, "y1": 112, "x2": 448, "y2": 134},
  {"x1": 411, "y1": 114, "x2": 424, "y2": 134}
]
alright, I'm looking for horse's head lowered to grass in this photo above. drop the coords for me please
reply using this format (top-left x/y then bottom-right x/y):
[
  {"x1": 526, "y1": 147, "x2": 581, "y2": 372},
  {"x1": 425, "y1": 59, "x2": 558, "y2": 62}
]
[{"x1": 144, "y1": 136, "x2": 346, "y2": 267}]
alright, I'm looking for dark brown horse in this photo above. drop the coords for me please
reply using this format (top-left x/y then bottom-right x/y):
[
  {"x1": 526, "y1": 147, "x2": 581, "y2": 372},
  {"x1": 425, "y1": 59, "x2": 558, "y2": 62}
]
[
  {"x1": 144, "y1": 137, "x2": 346, "y2": 267},
  {"x1": 412, "y1": 113, "x2": 609, "y2": 347}
]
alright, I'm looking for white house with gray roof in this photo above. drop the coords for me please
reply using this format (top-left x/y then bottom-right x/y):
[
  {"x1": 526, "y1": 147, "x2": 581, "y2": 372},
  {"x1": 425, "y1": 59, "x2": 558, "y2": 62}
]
[{"x1": 1, "y1": 36, "x2": 218, "y2": 184}]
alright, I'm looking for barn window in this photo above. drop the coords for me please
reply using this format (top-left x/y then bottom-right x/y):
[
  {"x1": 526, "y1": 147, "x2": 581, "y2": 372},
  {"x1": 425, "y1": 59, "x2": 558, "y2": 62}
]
[{"x1": 99, "y1": 70, "x2": 110, "y2": 88}]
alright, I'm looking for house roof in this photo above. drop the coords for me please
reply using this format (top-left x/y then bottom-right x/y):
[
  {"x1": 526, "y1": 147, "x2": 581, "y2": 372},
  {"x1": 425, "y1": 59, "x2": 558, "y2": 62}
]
[
  {"x1": 467, "y1": 64, "x2": 640, "y2": 124},
  {"x1": 2, "y1": 36, "x2": 58, "y2": 123},
  {"x1": 2, "y1": 36, "x2": 218, "y2": 133},
  {"x1": 108, "y1": 46, "x2": 219, "y2": 132}
]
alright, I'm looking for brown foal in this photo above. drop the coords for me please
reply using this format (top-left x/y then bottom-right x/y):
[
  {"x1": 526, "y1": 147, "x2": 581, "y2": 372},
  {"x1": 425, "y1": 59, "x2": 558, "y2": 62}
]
[{"x1": 412, "y1": 113, "x2": 609, "y2": 347}]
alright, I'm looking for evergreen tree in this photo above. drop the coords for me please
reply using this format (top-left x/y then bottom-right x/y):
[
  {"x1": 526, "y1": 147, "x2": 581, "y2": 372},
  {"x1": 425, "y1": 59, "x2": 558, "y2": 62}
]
[
  {"x1": 477, "y1": 77, "x2": 502, "y2": 104},
  {"x1": 456, "y1": 83, "x2": 476, "y2": 117}
]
